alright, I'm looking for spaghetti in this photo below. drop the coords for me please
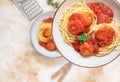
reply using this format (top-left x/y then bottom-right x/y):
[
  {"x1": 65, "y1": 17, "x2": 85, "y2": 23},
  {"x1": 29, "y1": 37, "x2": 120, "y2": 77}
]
[
  {"x1": 37, "y1": 22, "x2": 51, "y2": 42},
  {"x1": 95, "y1": 21, "x2": 120, "y2": 56},
  {"x1": 58, "y1": 1, "x2": 120, "y2": 57},
  {"x1": 37, "y1": 17, "x2": 57, "y2": 51},
  {"x1": 59, "y1": 2, "x2": 96, "y2": 45}
]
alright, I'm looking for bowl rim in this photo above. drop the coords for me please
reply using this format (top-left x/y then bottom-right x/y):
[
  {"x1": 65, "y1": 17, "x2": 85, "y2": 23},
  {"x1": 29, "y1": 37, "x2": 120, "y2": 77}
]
[
  {"x1": 52, "y1": 0, "x2": 120, "y2": 67},
  {"x1": 30, "y1": 11, "x2": 62, "y2": 59}
]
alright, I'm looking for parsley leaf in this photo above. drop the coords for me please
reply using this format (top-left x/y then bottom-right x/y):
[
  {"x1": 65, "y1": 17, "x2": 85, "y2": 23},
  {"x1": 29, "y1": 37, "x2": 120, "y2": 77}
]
[
  {"x1": 47, "y1": 0, "x2": 53, "y2": 5},
  {"x1": 53, "y1": 2, "x2": 59, "y2": 8},
  {"x1": 78, "y1": 33, "x2": 89, "y2": 44},
  {"x1": 47, "y1": 0, "x2": 59, "y2": 8}
]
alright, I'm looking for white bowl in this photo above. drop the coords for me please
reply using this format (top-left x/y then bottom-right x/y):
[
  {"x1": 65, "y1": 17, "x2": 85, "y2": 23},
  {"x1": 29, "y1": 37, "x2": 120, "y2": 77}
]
[
  {"x1": 31, "y1": 11, "x2": 61, "y2": 58},
  {"x1": 52, "y1": 0, "x2": 120, "y2": 67}
]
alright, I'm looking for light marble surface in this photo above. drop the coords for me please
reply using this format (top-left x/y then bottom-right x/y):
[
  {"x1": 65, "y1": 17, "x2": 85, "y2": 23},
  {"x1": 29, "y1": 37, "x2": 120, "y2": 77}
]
[{"x1": 0, "y1": 0, "x2": 120, "y2": 82}]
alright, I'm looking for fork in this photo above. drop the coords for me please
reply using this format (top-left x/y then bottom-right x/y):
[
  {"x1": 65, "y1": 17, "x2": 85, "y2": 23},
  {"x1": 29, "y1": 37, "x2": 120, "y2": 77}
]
[{"x1": 51, "y1": 62, "x2": 72, "y2": 82}]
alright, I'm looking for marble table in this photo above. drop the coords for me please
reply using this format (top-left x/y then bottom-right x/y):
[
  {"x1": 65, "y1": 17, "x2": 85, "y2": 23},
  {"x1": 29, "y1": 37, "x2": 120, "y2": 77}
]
[{"x1": 0, "y1": 0, "x2": 120, "y2": 82}]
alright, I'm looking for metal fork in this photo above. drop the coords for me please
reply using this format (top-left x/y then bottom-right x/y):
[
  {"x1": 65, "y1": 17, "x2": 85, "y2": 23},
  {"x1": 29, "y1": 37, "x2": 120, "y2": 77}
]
[{"x1": 51, "y1": 62, "x2": 72, "y2": 82}]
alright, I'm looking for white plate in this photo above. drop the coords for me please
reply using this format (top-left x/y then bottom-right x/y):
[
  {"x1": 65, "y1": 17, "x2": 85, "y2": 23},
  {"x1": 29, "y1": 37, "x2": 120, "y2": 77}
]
[
  {"x1": 52, "y1": 0, "x2": 120, "y2": 67},
  {"x1": 31, "y1": 11, "x2": 61, "y2": 58}
]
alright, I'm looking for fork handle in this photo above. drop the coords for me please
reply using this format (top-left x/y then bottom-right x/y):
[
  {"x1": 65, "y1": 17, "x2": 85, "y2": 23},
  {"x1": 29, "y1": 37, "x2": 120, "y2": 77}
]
[
  {"x1": 51, "y1": 64, "x2": 68, "y2": 79},
  {"x1": 57, "y1": 69, "x2": 69, "y2": 82}
]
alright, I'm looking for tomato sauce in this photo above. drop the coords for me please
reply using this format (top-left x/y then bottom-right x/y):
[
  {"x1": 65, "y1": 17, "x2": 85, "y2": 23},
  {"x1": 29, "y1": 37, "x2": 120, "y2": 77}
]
[
  {"x1": 88, "y1": 2, "x2": 114, "y2": 24},
  {"x1": 72, "y1": 34, "x2": 99, "y2": 57},
  {"x1": 68, "y1": 12, "x2": 94, "y2": 35},
  {"x1": 39, "y1": 39, "x2": 56, "y2": 51},
  {"x1": 66, "y1": 2, "x2": 115, "y2": 57},
  {"x1": 43, "y1": 17, "x2": 53, "y2": 23},
  {"x1": 38, "y1": 17, "x2": 57, "y2": 51},
  {"x1": 72, "y1": 39, "x2": 81, "y2": 52},
  {"x1": 68, "y1": 13, "x2": 85, "y2": 35}
]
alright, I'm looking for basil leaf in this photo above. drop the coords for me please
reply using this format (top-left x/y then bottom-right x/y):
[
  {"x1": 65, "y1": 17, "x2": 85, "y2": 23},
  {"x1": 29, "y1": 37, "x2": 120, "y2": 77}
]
[{"x1": 78, "y1": 33, "x2": 89, "y2": 44}]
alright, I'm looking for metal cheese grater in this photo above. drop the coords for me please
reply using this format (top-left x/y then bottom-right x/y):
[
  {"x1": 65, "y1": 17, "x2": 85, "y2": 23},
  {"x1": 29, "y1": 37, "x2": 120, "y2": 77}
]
[{"x1": 13, "y1": 0, "x2": 43, "y2": 21}]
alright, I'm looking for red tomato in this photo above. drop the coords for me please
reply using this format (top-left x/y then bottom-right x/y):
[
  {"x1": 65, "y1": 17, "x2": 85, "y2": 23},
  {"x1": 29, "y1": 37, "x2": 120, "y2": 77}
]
[
  {"x1": 43, "y1": 17, "x2": 53, "y2": 23},
  {"x1": 88, "y1": 2, "x2": 114, "y2": 24},
  {"x1": 95, "y1": 25, "x2": 115, "y2": 47},
  {"x1": 42, "y1": 28, "x2": 52, "y2": 38}
]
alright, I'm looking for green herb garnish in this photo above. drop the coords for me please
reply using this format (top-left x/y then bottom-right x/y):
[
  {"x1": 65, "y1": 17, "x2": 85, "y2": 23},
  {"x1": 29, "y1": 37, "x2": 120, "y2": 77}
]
[
  {"x1": 53, "y1": 2, "x2": 59, "y2": 8},
  {"x1": 47, "y1": 0, "x2": 59, "y2": 8},
  {"x1": 47, "y1": 0, "x2": 53, "y2": 5},
  {"x1": 78, "y1": 33, "x2": 89, "y2": 44}
]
